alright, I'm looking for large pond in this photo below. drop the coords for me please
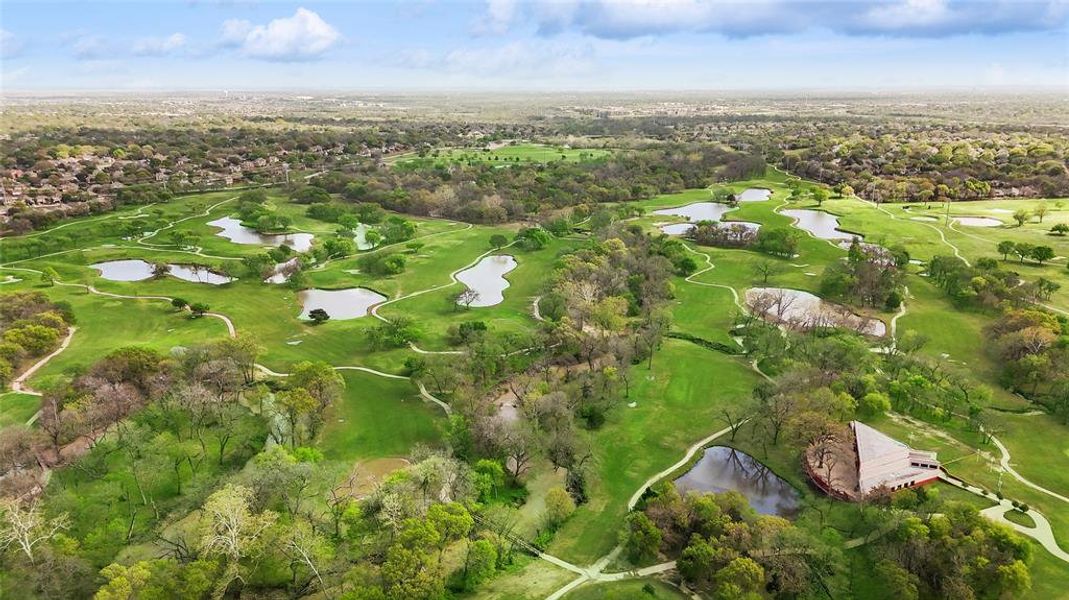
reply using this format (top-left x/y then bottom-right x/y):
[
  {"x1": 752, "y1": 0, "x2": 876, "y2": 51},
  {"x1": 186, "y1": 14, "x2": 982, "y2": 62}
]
[
  {"x1": 659, "y1": 221, "x2": 761, "y2": 237},
  {"x1": 297, "y1": 288, "x2": 386, "y2": 320},
  {"x1": 92, "y1": 259, "x2": 233, "y2": 285},
  {"x1": 652, "y1": 202, "x2": 736, "y2": 222},
  {"x1": 746, "y1": 287, "x2": 886, "y2": 337},
  {"x1": 954, "y1": 216, "x2": 1003, "y2": 228},
  {"x1": 208, "y1": 216, "x2": 315, "y2": 252},
  {"x1": 736, "y1": 187, "x2": 773, "y2": 202},
  {"x1": 455, "y1": 255, "x2": 517, "y2": 307},
  {"x1": 781, "y1": 209, "x2": 859, "y2": 241},
  {"x1": 674, "y1": 446, "x2": 801, "y2": 517}
]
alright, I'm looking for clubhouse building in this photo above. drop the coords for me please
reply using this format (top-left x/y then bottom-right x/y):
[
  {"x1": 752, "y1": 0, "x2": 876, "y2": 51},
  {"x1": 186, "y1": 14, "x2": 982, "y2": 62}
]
[{"x1": 805, "y1": 421, "x2": 941, "y2": 501}]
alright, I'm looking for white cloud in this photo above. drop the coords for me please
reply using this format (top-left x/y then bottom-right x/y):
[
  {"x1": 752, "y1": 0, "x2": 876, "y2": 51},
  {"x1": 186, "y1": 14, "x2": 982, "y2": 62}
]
[
  {"x1": 1, "y1": 29, "x2": 23, "y2": 59},
  {"x1": 219, "y1": 8, "x2": 341, "y2": 61},
  {"x1": 483, "y1": 0, "x2": 1069, "y2": 39},
  {"x1": 72, "y1": 35, "x2": 109, "y2": 60},
  {"x1": 474, "y1": 0, "x2": 519, "y2": 34},
  {"x1": 133, "y1": 33, "x2": 187, "y2": 56}
]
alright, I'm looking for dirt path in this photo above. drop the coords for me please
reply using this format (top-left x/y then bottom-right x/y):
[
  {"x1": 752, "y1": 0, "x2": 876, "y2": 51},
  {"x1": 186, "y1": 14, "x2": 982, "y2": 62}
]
[
  {"x1": 10, "y1": 326, "x2": 77, "y2": 396},
  {"x1": 252, "y1": 363, "x2": 452, "y2": 414}
]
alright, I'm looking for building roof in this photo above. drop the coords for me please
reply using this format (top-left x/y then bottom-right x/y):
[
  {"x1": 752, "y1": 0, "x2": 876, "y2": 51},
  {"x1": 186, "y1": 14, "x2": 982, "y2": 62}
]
[{"x1": 853, "y1": 421, "x2": 909, "y2": 464}]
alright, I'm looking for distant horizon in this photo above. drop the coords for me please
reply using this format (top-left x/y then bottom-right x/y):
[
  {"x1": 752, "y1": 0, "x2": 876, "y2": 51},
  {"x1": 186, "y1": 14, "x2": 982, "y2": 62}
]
[{"x1": 3, "y1": 1, "x2": 1067, "y2": 93}]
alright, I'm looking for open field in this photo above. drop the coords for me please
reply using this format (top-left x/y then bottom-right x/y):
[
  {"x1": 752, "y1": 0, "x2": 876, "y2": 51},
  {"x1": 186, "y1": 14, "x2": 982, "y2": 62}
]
[
  {"x1": 3, "y1": 170, "x2": 1068, "y2": 599},
  {"x1": 394, "y1": 143, "x2": 611, "y2": 168}
]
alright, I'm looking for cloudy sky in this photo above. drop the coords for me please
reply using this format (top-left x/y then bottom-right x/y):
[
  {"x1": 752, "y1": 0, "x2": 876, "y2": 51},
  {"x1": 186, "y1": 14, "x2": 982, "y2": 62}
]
[{"x1": 2, "y1": 0, "x2": 1067, "y2": 91}]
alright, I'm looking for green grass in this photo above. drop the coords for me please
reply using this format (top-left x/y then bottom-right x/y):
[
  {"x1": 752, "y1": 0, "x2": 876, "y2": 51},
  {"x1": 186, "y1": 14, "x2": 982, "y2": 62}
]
[
  {"x1": 317, "y1": 370, "x2": 443, "y2": 462},
  {"x1": 395, "y1": 143, "x2": 610, "y2": 169},
  {"x1": 548, "y1": 340, "x2": 760, "y2": 564},
  {"x1": 0, "y1": 392, "x2": 40, "y2": 428},
  {"x1": 563, "y1": 578, "x2": 689, "y2": 600}
]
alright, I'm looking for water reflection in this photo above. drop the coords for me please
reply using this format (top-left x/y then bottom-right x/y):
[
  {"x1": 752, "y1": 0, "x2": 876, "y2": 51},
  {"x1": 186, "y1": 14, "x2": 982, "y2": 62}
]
[
  {"x1": 207, "y1": 216, "x2": 314, "y2": 252},
  {"x1": 455, "y1": 255, "x2": 517, "y2": 307},
  {"x1": 674, "y1": 446, "x2": 800, "y2": 517}
]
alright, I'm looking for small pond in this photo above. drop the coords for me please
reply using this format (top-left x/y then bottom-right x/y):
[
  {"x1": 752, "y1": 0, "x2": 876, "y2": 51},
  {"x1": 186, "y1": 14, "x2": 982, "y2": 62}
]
[
  {"x1": 651, "y1": 202, "x2": 736, "y2": 222},
  {"x1": 746, "y1": 287, "x2": 886, "y2": 337},
  {"x1": 208, "y1": 216, "x2": 315, "y2": 252},
  {"x1": 265, "y1": 257, "x2": 301, "y2": 284},
  {"x1": 910, "y1": 216, "x2": 939, "y2": 222},
  {"x1": 954, "y1": 216, "x2": 1003, "y2": 228},
  {"x1": 674, "y1": 446, "x2": 801, "y2": 517},
  {"x1": 736, "y1": 187, "x2": 772, "y2": 202},
  {"x1": 781, "y1": 209, "x2": 858, "y2": 241},
  {"x1": 354, "y1": 223, "x2": 375, "y2": 251},
  {"x1": 455, "y1": 255, "x2": 517, "y2": 307},
  {"x1": 298, "y1": 288, "x2": 386, "y2": 320},
  {"x1": 92, "y1": 260, "x2": 233, "y2": 285}
]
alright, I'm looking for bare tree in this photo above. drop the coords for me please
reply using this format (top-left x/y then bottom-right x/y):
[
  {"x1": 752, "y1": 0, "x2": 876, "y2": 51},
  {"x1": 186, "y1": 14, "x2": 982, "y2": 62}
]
[{"x1": 0, "y1": 499, "x2": 70, "y2": 564}]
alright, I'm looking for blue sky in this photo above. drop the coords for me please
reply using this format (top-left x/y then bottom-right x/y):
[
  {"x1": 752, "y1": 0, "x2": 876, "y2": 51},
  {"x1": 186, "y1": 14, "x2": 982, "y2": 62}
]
[{"x1": 2, "y1": 1, "x2": 1067, "y2": 91}]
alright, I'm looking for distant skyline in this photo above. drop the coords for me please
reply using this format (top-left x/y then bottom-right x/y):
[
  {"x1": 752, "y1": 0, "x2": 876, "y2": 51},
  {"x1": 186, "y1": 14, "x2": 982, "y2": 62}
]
[{"x1": 2, "y1": 0, "x2": 1068, "y2": 92}]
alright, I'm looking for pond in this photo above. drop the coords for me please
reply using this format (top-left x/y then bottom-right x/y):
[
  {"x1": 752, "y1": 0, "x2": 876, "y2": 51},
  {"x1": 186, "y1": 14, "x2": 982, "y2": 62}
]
[
  {"x1": 746, "y1": 287, "x2": 887, "y2": 337},
  {"x1": 354, "y1": 223, "x2": 375, "y2": 251},
  {"x1": 265, "y1": 257, "x2": 301, "y2": 284},
  {"x1": 781, "y1": 209, "x2": 859, "y2": 241},
  {"x1": 651, "y1": 202, "x2": 736, "y2": 222},
  {"x1": 207, "y1": 216, "x2": 315, "y2": 252},
  {"x1": 455, "y1": 255, "x2": 517, "y2": 307},
  {"x1": 736, "y1": 187, "x2": 772, "y2": 202},
  {"x1": 92, "y1": 260, "x2": 233, "y2": 285},
  {"x1": 674, "y1": 446, "x2": 801, "y2": 517},
  {"x1": 954, "y1": 216, "x2": 1003, "y2": 227},
  {"x1": 659, "y1": 221, "x2": 761, "y2": 237},
  {"x1": 297, "y1": 288, "x2": 387, "y2": 320}
]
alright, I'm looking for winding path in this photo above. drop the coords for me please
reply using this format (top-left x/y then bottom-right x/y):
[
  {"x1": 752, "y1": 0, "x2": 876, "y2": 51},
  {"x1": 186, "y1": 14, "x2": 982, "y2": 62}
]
[{"x1": 9, "y1": 327, "x2": 77, "y2": 396}]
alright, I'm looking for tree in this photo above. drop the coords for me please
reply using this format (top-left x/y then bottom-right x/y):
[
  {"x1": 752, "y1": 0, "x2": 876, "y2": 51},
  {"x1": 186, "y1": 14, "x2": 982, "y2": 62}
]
[
  {"x1": 751, "y1": 260, "x2": 784, "y2": 284},
  {"x1": 308, "y1": 308, "x2": 330, "y2": 324},
  {"x1": 197, "y1": 485, "x2": 278, "y2": 597},
  {"x1": 189, "y1": 302, "x2": 209, "y2": 317},
  {"x1": 1012, "y1": 209, "x2": 1031, "y2": 227},
  {"x1": 812, "y1": 188, "x2": 829, "y2": 207},
  {"x1": 714, "y1": 557, "x2": 765, "y2": 599},
  {"x1": 455, "y1": 289, "x2": 480, "y2": 310},
  {"x1": 151, "y1": 262, "x2": 170, "y2": 279},
  {"x1": 382, "y1": 518, "x2": 446, "y2": 600},
  {"x1": 463, "y1": 539, "x2": 497, "y2": 591},
  {"x1": 40, "y1": 267, "x2": 59, "y2": 287},
  {"x1": 0, "y1": 499, "x2": 71, "y2": 564},
  {"x1": 276, "y1": 388, "x2": 317, "y2": 446},
  {"x1": 1013, "y1": 242, "x2": 1036, "y2": 263},
  {"x1": 1033, "y1": 204, "x2": 1049, "y2": 223},
  {"x1": 1052, "y1": 223, "x2": 1069, "y2": 236},
  {"x1": 624, "y1": 512, "x2": 662, "y2": 563},
  {"x1": 997, "y1": 240, "x2": 1016, "y2": 260},
  {"x1": 543, "y1": 487, "x2": 576, "y2": 529},
  {"x1": 171, "y1": 297, "x2": 188, "y2": 311},
  {"x1": 1031, "y1": 245, "x2": 1055, "y2": 264},
  {"x1": 489, "y1": 234, "x2": 508, "y2": 249}
]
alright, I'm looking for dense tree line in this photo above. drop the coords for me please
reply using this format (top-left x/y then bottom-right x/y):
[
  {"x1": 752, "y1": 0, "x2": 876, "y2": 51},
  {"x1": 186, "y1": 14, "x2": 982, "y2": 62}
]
[{"x1": 0, "y1": 292, "x2": 73, "y2": 388}]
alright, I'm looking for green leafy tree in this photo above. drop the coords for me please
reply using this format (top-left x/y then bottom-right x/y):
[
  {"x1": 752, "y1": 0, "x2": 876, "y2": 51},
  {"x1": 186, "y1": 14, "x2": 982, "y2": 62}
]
[
  {"x1": 489, "y1": 234, "x2": 508, "y2": 249},
  {"x1": 1031, "y1": 245, "x2": 1055, "y2": 264},
  {"x1": 40, "y1": 267, "x2": 59, "y2": 287},
  {"x1": 543, "y1": 487, "x2": 576, "y2": 530},
  {"x1": 997, "y1": 240, "x2": 1016, "y2": 260},
  {"x1": 462, "y1": 539, "x2": 497, "y2": 591},
  {"x1": 308, "y1": 308, "x2": 330, "y2": 325},
  {"x1": 624, "y1": 512, "x2": 662, "y2": 563}
]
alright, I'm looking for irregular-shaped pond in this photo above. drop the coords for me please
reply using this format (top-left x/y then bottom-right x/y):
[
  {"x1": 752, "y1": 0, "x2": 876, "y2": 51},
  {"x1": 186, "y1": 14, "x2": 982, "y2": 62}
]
[
  {"x1": 736, "y1": 187, "x2": 772, "y2": 202},
  {"x1": 265, "y1": 257, "x2": 301, "y2": 284},
  {"x1": 781, "y1": 209, "x2": 859, "y2": 241},
  {"x1": 298, "y1": 288, "x2": 386, "y2": 320},
  {"x1": 354, "y1": 223, "x2": 376, "y2": 251},
  {"x1": 674, "y1": 446, "x2": 800, "y2": 517},
  {"x1": 91, "y1": 259, "x2": 154, "y2": 281},
  {"x1": 208, "y1": 216, "x2": 314, "y2": 252},
  {"x1": 455, "y1": 255, "x2": 517, "y2": 307},
  {"x1": 651, "y1": 202, "x2": 735, "y2": 222},
  {"x1": 92, "y1": 260, "x2": 233, "y2": 285},
  {"x1": 954, "y1": 216, "x2": 1003, "y2": 227},
  {"x1": 659, "y1": 221, "x2": 761, "y2": 237},
  {"x1": 746, "y1": 287, "x2": 886, "y2": 337}
]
